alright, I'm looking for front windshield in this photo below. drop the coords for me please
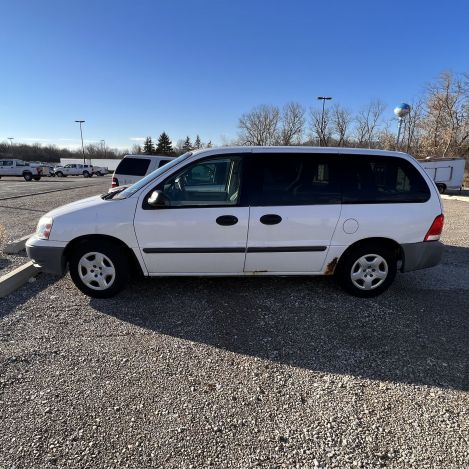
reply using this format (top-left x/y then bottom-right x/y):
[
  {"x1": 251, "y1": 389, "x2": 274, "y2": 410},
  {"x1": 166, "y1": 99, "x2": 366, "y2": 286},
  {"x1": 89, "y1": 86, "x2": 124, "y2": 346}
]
[{"x1": 114, "y1": 152, "x2": 192, "y2": 199}]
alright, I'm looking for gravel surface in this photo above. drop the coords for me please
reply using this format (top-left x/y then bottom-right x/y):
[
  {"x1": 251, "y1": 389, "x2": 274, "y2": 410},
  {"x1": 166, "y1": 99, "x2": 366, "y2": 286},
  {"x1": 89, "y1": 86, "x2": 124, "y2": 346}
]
[
  {"x1": 0, "y1": 176, "x2": 110, "y2": 255},
  {"x1": 0, "y1": 198, "x2": 468, "y2": 468}
]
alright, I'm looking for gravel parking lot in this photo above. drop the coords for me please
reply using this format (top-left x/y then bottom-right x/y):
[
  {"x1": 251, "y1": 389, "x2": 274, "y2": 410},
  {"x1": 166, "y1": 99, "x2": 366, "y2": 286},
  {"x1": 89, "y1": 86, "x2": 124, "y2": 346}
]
[{"x1": 0, "y1": 185, "x2": 468, "y2": 468}]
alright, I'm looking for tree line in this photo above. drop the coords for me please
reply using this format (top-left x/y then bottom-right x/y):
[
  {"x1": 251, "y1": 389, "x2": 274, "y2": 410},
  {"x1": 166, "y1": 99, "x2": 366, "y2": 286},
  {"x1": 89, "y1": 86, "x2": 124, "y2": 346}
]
[
  {"x1": 140, "y1": 132, "x2": 212, "y2": 156},
  {"x1": 237, "y1": 71, "x2": 469, "y2": 159}
]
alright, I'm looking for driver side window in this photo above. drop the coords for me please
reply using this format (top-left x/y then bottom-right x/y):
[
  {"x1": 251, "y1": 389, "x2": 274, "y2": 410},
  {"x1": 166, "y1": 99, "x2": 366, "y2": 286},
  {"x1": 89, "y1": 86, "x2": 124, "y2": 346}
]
[{"x1": 158, "y1": 157, "x2": 242, "y2": 207}]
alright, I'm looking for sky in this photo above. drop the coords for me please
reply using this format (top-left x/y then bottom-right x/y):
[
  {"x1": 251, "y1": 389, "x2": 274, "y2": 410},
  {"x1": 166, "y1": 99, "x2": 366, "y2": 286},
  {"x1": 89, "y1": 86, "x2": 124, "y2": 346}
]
[{"x1": 1, "y1": 0, "x2": 468, "y2": 150}]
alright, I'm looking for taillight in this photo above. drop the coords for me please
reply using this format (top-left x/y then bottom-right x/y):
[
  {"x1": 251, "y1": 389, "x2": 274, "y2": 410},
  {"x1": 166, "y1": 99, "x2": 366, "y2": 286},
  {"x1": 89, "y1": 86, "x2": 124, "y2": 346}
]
[
  {"x1": 424, "y1": 214, "x2": 444, "y2": 241},
  {"x1": 111, "y1": 177, "x2": 119, "y2": 188}
]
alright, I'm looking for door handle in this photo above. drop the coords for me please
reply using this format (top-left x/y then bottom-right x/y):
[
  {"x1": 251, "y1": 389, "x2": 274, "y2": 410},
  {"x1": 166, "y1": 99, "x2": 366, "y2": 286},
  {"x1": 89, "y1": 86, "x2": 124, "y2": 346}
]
[
  {"x1": 260, "y1": 214, "x2": 282, "y2": 225},
  {"x1": 216, "y1": 215, "x2": 239, "y2": 226}
]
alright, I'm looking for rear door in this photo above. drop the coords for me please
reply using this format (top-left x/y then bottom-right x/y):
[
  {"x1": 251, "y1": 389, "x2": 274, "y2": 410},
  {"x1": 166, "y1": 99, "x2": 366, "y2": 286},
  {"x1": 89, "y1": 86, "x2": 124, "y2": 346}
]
[
  {"x1": 134, "y1": 154, "x2": 249, "y2": 274},
  {"x1": 243, "y1": 153, "x2": 342, "y2": 273}
]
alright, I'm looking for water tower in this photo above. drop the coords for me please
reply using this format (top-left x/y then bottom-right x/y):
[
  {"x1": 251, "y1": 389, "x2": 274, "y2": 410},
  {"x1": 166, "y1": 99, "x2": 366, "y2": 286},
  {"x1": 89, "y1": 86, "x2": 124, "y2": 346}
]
[{"x1": 394, "y1": 103, "x2": 411, "y2": 148}]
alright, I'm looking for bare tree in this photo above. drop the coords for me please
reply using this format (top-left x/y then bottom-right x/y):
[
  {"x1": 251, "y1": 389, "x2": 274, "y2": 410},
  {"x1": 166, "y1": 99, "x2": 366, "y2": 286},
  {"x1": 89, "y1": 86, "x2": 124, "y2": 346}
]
[
  {"x1": 279, "y1": 102, "x2": 305, "y2": 145},
  {"x1": 420, "y1": 71, "x2": 469, "y2": 157},
  {"x1": 310, "y1": 107, "x2": 332, "y2": 146},
  {"x1": 238, "y1": 105, "x2": 280, "y2": 145},
  {"x1": 355, "y1": 99, "x2": 386, "y2": 148},
  {"x1": 330, "y1": 104, "x2": 352, "y2": 146}
]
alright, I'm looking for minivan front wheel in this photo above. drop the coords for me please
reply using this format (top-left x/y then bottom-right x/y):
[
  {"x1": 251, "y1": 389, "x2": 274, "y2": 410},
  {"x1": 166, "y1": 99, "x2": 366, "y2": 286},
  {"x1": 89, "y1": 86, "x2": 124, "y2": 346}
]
[
  {"x1": 336, "y1": 244, "x2": 397, "y2": 297},
  {"x1": 69, "y1": 241, "x2": 130, "y2": 298}
]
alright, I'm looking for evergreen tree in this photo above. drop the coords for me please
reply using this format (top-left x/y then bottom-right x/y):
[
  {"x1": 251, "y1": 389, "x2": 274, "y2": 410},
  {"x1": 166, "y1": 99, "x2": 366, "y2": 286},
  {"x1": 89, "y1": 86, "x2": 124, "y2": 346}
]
[
  {"x1": 206, "y1": 140, "x2": 212, "y2": 148},
  {"x1": 156, "y1": 132, "x2": 173, "y2": 155},
  {"x1": 194, "y1": 135, "x2": 202, "y2": 149},
  {"x1": 182, "y1": 136, "x2": 193, "y2": 152},
  {"x1": 143, "y1": 137, "x2": 155, "y2": 154}
]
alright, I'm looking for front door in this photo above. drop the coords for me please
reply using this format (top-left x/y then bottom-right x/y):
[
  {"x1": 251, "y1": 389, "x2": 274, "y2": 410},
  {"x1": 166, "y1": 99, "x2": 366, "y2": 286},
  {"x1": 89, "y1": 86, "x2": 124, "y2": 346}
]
[
  {"x1": 243, "y1": 153, "x2": 342, "y2": 273},
  {"x1": 134, "y1": 155, "x2": 248, "y2": 274}
]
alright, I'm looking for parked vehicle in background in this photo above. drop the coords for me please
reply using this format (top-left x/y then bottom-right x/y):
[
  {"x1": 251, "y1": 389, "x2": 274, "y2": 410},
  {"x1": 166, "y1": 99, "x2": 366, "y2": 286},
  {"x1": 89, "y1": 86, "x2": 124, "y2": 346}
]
[
  {"x1": 27, "y1": 147, "x2": 444, "y2": 299},
  {"x1": 0, "y1": 159, "x2": 42, "y2": 181},
  {"x1": 111, "y1": 154, "x2": 175, "y2": 188},
  {"x1": 93, "y1": 166, "x2": 109, "y2": 176},
  {"x1": 419, "y1": 157, "x2": 466, "y2": 193},
  {"x1": 53, "y1": 163, "x2": 94, "y2": 178},
  {"x1": 30, "y1": 162, "x2": 52, "y2": 176}
]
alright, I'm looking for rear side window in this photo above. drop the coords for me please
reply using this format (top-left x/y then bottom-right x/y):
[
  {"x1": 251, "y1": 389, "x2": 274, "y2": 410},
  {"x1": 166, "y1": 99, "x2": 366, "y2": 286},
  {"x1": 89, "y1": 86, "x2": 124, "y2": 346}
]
[
  {"x1": 158, "y1": 159, "x2": 171, "y2": 168},
  {"x1": 115, "y1": 157, "x2": 151, "y2": 176},
  {"x1": 242, "y1": 154, "x2": 341, "y2": 206},
  {"x1": 342, "y1": 155, "x2": 430, "y2": 203}
]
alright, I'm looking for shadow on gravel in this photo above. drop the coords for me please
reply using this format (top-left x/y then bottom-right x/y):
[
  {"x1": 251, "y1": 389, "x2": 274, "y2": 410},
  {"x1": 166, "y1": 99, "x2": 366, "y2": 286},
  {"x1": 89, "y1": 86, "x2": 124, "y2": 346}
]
[
  {"x1": 88, "y1": 244, "x2": 469, "y2": 391},
  {"x1": 0, "y1": 274, "x2": 58, "y2": 320}
]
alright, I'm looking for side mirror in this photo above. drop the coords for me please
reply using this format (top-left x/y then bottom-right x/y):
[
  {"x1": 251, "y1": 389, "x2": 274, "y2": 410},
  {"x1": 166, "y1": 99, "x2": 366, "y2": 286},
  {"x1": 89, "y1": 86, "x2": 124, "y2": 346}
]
[{"x1": 147, "y1": 190, "x2": 170, "y2": 207}]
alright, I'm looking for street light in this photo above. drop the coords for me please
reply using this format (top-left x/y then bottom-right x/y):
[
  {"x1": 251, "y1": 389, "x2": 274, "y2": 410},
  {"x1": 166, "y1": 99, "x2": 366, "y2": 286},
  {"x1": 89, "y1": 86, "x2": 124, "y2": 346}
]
[
  {"x1": 74, "y1": 120, "x2": 86, "y2": 165},
  {"x1": 317, "y1": 97, "x2": 332, "y2": 146},
  {"x1": 7, "y1": 137, "x2": 14, "y2": 149}
]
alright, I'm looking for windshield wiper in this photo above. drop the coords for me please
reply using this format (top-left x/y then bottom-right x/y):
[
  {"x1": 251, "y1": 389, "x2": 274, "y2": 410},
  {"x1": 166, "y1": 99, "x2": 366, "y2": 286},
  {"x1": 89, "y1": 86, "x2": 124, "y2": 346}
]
[{"x1": 101, "y1": 187, "x2": 126, "y2": 200}]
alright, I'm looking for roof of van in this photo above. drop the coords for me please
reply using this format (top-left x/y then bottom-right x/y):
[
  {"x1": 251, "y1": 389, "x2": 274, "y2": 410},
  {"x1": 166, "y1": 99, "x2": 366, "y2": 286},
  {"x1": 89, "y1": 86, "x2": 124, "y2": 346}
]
[{"x1": 190, "y1": 146, "x2": 410, "y2": 157}]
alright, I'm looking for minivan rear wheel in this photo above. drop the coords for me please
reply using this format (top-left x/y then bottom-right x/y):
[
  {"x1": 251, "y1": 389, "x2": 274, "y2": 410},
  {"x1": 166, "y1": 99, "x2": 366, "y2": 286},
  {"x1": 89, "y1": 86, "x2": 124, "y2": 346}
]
[
  {"x1": 336, "y1": 243, "x2": 397, "y2": 297},
  {"x1": 69, "y1": 241, "x2": 130, "y2": 298}
]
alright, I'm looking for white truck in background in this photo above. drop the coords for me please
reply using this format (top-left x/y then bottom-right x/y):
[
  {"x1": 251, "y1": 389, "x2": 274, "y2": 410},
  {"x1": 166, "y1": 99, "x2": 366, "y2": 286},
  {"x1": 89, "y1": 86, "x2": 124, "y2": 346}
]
[
  {"x1": 53, "y1": 163, "x2": 94, "y2": 178},
  {"x1": 0, "y1": 159, "x2": 43, "y2": 181},
  {"x1": 419, "y1": 157, "x2": 466, "y2": 193}
]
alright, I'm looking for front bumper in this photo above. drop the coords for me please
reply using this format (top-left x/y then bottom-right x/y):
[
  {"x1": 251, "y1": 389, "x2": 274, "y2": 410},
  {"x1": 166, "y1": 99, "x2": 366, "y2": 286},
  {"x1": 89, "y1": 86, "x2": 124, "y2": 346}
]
[
  {"x1": 26, "y1": 239, "x2": 67, "y2": 276},
  {"x1": 401, "y1": 241, "x2": 443, "y2": 273}
]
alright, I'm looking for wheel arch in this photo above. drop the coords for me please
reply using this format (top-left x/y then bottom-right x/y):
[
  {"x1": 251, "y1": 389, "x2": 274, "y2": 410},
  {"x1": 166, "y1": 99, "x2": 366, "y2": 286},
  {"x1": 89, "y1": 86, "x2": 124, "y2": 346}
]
[
  {"x1": 335, "y1": 237, "x2": 403, "y2": 273},
  {"x1": 63, "y1": 234, "x2": 144, "y2": 276}
]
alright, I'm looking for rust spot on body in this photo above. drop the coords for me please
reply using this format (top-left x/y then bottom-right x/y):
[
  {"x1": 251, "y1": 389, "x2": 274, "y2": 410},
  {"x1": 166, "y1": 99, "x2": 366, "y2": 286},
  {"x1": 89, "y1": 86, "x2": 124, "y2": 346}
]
[{"x1": 324, "y1": 257, "x2": 338, "y2": 275}]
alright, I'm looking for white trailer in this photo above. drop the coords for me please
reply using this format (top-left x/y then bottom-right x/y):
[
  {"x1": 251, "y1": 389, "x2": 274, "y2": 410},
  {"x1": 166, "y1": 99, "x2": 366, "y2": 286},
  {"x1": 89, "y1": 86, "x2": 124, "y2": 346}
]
[{"x1": 418, "y1": 157, "x2": 466, "y2": 193}]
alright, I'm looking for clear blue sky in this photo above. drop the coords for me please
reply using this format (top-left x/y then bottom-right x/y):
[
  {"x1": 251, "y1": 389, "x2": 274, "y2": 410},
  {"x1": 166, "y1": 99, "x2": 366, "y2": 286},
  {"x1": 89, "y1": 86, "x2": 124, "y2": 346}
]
[{"x1": 1, "y1": 0, "x2": 468, "y2": 150}]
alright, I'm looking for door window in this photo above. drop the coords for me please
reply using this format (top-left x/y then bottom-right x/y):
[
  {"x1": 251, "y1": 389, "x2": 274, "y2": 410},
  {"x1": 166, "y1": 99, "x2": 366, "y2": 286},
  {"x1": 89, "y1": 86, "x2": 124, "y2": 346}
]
[
  {"x1": 242, "y1": 154, "x2": 341, "y2": 205},
  {"x1": 342, "y1": 155, "x2": 430, "y2": 203},
  {"x1": 148, "y1": 157, "x2": 242, "y2": 208}
]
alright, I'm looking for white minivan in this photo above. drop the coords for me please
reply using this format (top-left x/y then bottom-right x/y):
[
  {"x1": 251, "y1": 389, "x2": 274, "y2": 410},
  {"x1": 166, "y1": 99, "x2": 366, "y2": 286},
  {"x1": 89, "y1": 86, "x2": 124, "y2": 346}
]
[
  {"x1": 111, "y1": 154, "x2": 175, "y2": 188},
  {"x1": 27, "y1": 147, "x2": 444, "y2": 299}
]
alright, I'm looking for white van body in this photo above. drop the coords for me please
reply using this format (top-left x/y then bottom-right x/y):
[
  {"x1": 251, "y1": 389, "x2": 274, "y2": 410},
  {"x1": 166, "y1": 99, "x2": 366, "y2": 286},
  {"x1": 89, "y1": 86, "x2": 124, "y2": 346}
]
[
  {"x1": 27, "y1": 147, "x2": 444, "y2": 298},
  {"x1": 419, "y1": 157, "x2": 466, "y2": 193},
  {"x1": 111, "y1": 154, "x2": 175, "y2": 188}
]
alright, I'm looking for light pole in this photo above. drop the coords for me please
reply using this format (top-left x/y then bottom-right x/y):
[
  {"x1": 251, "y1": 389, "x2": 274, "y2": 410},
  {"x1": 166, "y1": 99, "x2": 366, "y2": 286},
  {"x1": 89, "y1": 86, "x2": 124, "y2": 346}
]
[
  {"x1": 75, "y1": 120, "x2": 86, "y2": 165},
  {"x1": 317, "y1": 96, "x2": 332, "y2": 146},
  {"x1": 100, "y1": 139, "x2": 106, "y2": 158},
  {"x1": 7, "y1": 137, "x2": 14, "y2": 150}
]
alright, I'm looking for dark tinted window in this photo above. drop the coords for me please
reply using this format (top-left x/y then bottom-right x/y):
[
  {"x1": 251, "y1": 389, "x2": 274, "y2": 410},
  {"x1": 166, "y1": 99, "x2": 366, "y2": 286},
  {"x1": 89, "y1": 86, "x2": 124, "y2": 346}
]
[
  {"x1": 242, "y1": 154, "x2": 341, "y2": 206},
  {"x1": 115, "y1": 157, "x2": 151, "y2": 176},
  {"x1": 158, "y1": 159, "x2": 171, "y2": 168},
  {"x1": 342, "y1": 155, "x2": 430, "y2": 203}
]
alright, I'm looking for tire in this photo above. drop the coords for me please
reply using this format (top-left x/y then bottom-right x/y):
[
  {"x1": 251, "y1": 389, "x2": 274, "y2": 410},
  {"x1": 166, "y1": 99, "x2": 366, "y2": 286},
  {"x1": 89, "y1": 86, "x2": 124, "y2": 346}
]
[
  {"x1": 56, "y1": 171, "x2": 64, "y2": 177},
  {"x1": 336, "y1": 242, "x2": 397, "y2": 298},
  {"x1": 23, "y1": 172, "x2": 33, "y2": 181},
  {"x1": 95, "y1": 171, "x2": 102, "y2": 177},
  {"x1": 436, "y1": 183, "x2": 446, "y2": 194},
  {"x1": 83, "y1": 171, "x2": 90, "y2": 178},
  {"x1": 33, "y1": 176, "x2": 41, "y2": 181},
  {"x1": 69, "y1": 240, "x2": 131, "y2": 298}
]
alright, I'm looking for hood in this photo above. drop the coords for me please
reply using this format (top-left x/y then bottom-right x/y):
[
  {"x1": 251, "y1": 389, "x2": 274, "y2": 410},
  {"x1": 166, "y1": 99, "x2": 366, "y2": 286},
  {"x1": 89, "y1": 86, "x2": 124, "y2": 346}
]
[{"x1": 46, "y1": 195, "x2": 108, "y2": 218}]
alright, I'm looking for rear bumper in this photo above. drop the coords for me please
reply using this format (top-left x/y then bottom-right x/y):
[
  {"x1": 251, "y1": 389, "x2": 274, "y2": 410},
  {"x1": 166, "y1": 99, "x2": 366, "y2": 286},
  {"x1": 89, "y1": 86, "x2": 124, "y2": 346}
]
[
  {"x1": 26, "y1": 239, "x2": 67, "y2": 276},
  {"x1": 401, "y1": 241, "x2": 443, "y2": 273}
]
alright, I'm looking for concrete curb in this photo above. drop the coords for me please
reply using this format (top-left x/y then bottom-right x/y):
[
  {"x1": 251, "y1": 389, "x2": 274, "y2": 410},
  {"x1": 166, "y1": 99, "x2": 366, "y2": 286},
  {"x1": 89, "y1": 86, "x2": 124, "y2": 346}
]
[
  {"x1": 3, "y1": 234, "x2": 33, "y2": 254},
  {"x1": 0, "y1": 261, "x2": 41, "y2": 298},
  {"x1": 441, "y1": 194, "x2": 469, "y2": 203}
]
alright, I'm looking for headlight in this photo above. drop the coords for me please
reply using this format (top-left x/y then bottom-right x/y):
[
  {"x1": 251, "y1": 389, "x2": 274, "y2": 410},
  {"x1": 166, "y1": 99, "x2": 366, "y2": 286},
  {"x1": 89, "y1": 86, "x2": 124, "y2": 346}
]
[{"x1": 36, "y1": 216, "x2": 53, "y2": 240}]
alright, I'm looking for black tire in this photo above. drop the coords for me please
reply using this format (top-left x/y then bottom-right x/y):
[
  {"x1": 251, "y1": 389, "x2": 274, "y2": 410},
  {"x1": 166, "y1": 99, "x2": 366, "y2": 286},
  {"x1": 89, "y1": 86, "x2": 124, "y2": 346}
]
[
  {"x1": 69, "y1": 240, "x2": 131, "y2": 298},
  {"x1": 83, "y1": 171, "x2": 90, "y2": 178},
  {"x1": 23, "y1": 172, "x2": 33, "y2": 181},
  {"x1": 436, "y1": 183, "x2": 446, "y2": 194},
  {"x1": 336, "y1": 242, "x2": 397, "y2": 298},
  {"x1": 33, "y1": 175, "x2": 41, "y2": 181},
  {"x1": 56, "y1": 171, "x2": 63, "y2": 177},
  {"x1": 95, "y1": 171, "x2": 102, "y2": 177}
]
